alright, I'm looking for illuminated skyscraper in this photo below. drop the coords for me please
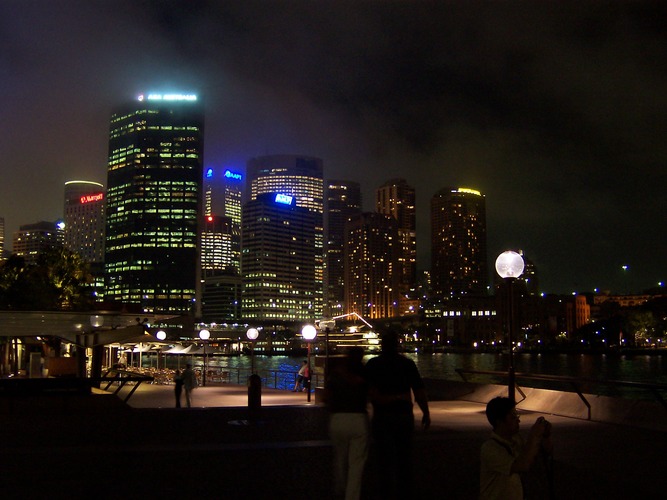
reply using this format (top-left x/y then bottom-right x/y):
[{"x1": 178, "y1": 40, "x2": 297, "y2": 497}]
[
  {"x1": 246, "y1": 155, "x2": 324, "y2": 317},
  {"x1": 104, "y1": 93, "x2": 204, "y2": 315},
  {"x1": 324, "y1": 180, "x2": 362, "y2": 317},
  {"x1": 0, "y1": 217, "x2": 5, "y2": 259},
  {"x1": 202, "y1": 168, "x2": 242, "y2": 274},
  {"x1": 431, "y1": 187, "x2": 488, "y2": 298},
  {"x1": 12, "y1": 221, "x2": 65, "y2": 265},
  {"x1": 241, "y1": 193, "x2": 317, "y2": 321},
  {"x1": 63, "y1": 180, "x2": 105, "y2": 263},
  {"x1": 376, "y1": 179, "x2": 417, "y2": 313},
  {"x1": 344, "y1": 212, "x2": 400, "y2": 319}
]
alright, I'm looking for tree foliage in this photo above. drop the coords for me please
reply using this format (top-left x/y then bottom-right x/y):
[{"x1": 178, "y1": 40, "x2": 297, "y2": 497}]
[{"x1": 0, "y1": 247, "x2": 94, "y2": 311}]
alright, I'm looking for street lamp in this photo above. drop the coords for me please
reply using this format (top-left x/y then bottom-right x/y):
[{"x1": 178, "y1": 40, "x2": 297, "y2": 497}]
[
  {"x1": 301, "y1": 324, "x2": 317, "y2": 402},
  {"x1": 246, "y1": 328, "x2": 261, "y2": 411},
  {"x1": 495, "y1": 250, "x2": 525, "y2": 404},
  {"x1": 155, "y1": 330, "x2": 166, "y2": 369},
  {"x1": 199, "y1": 329, "x2": 210, "y2": 387},
  {"x1": 246, "y1": 328, "x2": 259, "y2": 374}
]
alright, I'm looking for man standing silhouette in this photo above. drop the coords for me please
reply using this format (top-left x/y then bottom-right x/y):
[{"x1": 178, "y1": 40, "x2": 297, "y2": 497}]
[{"x1": 365, "y1": 331, "x2": 430, "y2": 499}]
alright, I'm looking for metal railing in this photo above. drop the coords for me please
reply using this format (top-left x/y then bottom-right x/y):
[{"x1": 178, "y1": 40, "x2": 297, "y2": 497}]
[
  {"x1": 455, "y1": 368, "x2": 667, "y2": 419},
  {"x1": 100, "y1": 368, "x2": 154, "y2": 402}
]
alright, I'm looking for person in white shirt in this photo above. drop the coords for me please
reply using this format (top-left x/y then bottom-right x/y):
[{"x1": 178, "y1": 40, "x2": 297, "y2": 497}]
[{"x1": 480, "y1": 397, "x2": 553, "y2": 500}]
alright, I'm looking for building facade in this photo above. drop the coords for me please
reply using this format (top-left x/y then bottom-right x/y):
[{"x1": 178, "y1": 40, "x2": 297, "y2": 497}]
[
  {"x1": 12, "y1": 221, "x2": 65, "y2": 265},
  {"x1": 104, "y1": 93, "x2": 204, "y2": 315},
  {"x1": 324, "y1": 180, "x2": 362, "y2": 317},
  {"x1": 245, "y1": 155, "x2": 324, "y2": 318},
  {"x1": 63, "y1": 180, "x2": 105, "y2": 263},
  {"x1": 376, "y1": 178, "x2": 418, "y2": 314},
  {"x1": 431, "y1": 187, "x2": 488, "y2": 299},
  {"x1": 344, "y1": 212, "x2": 400, "y2": 320},
  {"x1": 241, "y1": 193, "x2": 318, "y2": 321}
]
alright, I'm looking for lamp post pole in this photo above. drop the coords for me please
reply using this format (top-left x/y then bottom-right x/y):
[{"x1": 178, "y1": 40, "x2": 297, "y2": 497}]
[
  {"x1": 199, "y1": 329, "x2": 210, "y2": 387},
  {"x1": 246, "y1": 328, "x2": 259, "y2": 374},
  {"x1": 246, "y1": 328, "x2": 261, "y2": 411},
  {"x1": 495, "y1": 250, "x2": 525, "y2": 404},
  {"x1": 301, "y1": 325, "x2": 317, "y2": 402}
]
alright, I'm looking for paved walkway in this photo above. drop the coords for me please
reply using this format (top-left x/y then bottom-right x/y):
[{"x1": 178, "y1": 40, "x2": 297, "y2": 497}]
[{"x1": 1, "y1": 382, "x2": 664, "y2": 499}]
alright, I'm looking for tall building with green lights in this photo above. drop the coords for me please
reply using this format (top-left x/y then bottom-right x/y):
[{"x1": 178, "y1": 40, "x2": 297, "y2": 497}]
[{"x1": 104, "y1": 93, "x2": 204, "y2": 315}]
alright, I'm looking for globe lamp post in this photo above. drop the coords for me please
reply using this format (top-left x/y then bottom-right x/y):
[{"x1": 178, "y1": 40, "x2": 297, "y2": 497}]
[
  {"x1": 199, "y1": 329, "x2": 210, "y2": 387},
  {"x1": 246, "y1": 328, "x2": 261, "y2": 411},
  {"x1": 301, "y1": 324, "x2": 317, "y2": 402},
  {"x1": 495, "y1": 250, "x2": 525, "y2": 404},
  {"x1": 156, "y1": 330, "x2": 166, "y2": 369},
  {"x1": 246, "y1": 328, "x2": 259, "y2": 374}
]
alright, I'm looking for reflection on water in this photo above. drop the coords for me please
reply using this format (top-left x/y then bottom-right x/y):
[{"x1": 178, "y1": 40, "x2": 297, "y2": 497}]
[{"x1": 154, "y1": 352, "x2": 665, "y2": 399}]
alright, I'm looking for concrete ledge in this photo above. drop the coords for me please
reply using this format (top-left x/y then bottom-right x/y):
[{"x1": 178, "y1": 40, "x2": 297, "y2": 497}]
[{"x1": 424, "y1": 379, "x2": 667, "y2": 432}]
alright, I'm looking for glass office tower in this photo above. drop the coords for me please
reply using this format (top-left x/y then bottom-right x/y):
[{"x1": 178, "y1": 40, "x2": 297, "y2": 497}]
[{"x1": 104, "y1": 93, "x2": 204, "y2": 315}]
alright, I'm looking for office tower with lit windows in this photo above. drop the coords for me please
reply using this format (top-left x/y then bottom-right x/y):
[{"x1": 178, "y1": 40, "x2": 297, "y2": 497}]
[
  {"x1": 0, "y1": 217, "x2": 5, "y2": 259},
  {"x1": 12, "y1": 221, "x2": 65, "y2": 265},
  {"x1": 202, "y1": 167, "x2": 242, "y2": 274},
  {"x1": 246, "y1": 155, "x2": 324, "y2": 317},
  {"x1": 324, "y1": 180, "x2": 362, "y2": 317},
  {"x1": 344, "y1": 212, "x2": 400, "y2": 320},
  {"x1": 104, "y1": 93, "x2": 204, "y2": 315},
  {"x1": 376, "y1": 178, "x2": 417, "y2": 313},
  {"x1": 241, "y1": 193, "x2": 318, "y2": 321},
  {"x1": 63, "y1": 181, "x2": 105, "y2": 263},
  {"x1": 431, "y1": 187, "x2": 488, "y2": 298}
]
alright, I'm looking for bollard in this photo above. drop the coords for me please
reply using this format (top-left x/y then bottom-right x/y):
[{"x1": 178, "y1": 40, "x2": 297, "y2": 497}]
[{"x1": 248, "y1": 373, "x2": 262, "y2": 411}]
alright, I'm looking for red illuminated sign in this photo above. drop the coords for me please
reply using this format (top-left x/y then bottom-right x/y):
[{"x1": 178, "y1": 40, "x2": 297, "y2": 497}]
[{"x1": 80, "y1": 193, "x2": 104, "y2": 204}]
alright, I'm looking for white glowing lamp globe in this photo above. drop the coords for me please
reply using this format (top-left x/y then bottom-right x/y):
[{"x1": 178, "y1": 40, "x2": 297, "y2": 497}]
[
  {"x1": 156, "y1": 330, "x2": 167, "y2": 341},
  {"x1": 495, "y1": 251, "x2": 525, "y2": 279},
  {"x1": 246, "y1": 328, "x2": 259, "y2": 341},
  {"x1": 301, "y1": 324, "x2": 317, "y2": 340},
  {"x1": 199, "y1": 329, "x2": 211, "y2": 340}
]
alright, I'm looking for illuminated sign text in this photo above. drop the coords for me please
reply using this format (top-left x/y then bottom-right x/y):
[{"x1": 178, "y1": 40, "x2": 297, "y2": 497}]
[
  {"x1": 274, "y1": 193, "x2": 293, "y2": 205},
  {"x1": 80, "y1": 193, "x2": 104, "y2": 204}
]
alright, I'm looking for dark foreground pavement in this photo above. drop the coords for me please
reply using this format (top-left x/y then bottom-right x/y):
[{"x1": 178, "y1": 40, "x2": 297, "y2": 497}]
[{"x1": 1, "y1": 383, "x2": 665, "y2": 499}]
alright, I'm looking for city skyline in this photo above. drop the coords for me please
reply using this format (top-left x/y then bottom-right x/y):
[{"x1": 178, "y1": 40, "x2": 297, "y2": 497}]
[{"x1": 1, "y1": 1, "x2": 665, "y2": 295}]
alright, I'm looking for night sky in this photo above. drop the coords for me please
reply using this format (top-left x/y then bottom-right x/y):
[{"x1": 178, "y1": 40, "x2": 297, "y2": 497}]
[{"x1": 1, "y1": 1, "x2": 665, "y2": 295}]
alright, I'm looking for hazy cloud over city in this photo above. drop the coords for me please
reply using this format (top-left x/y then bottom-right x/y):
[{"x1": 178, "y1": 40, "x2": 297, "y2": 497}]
[{"x1": 1, "y1": 0, "x2": 665, "y2": 294}]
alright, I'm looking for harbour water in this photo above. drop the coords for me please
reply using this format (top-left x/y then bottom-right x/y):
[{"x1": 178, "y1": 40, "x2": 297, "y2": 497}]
[{"x1": 153, "y1": 351, "x2": 666, "y2": 400}]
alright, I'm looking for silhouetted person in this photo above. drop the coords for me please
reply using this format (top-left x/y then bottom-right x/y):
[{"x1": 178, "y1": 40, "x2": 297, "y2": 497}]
[
  {"x1": 182, "y1": 364, "x2": 198, "y2": 407},
  {"x1": 365, "y1": 331, "x2": 430, "y2": 499},
  {"x1": 173, "y1": 369, "x2": 183, "y2": 408},
  {"x1": 481, "y1": 397, "x2": 553, "y2": 500},
  {"x1": 324, "y1": 347, "x2": 369, "y2": 500}
]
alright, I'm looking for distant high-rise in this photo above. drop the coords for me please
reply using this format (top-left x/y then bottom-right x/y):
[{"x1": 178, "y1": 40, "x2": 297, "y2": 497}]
[
  {"x1": 12, "y1": 221, "x2": 64, "y2": 265},
  {"x1": 246, "y1": 155, "x2": 324, "y2": 318},
  {"x1": 0, "y1": 217, "x2": 5, "y2": 259},
  {"x1": 202, "y1": 167, "x2": 242, "y2": 274},
  {"x1": 376, "y1": 179, "x2": 417, "y2": 313},
  {"x1": 344, "y1": 212, "x2": 400, "y2": 319},
  {"x1": 104, "y1": 93, "x2": 204, "y2": 315},
  {"x1": 241, "y1": 193, "x2": 317, "y2": 321},
  {"x1": 431, "y1": 187, "x2": 488, "y2": 298},
  {"x1": 64, "y1": 180, "x2": 105, "y2": 263},
  {"x1": 201, "y1": 215, "x2": 236, "y2": 274},
  {"x1": 324, "y1": 180, "x2": 362, "y2": 317}
]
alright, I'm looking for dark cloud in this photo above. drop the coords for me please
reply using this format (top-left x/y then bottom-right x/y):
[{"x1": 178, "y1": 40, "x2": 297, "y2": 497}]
[{"x1": 0, "y1": 0, "x2": 665, "y2": 294}]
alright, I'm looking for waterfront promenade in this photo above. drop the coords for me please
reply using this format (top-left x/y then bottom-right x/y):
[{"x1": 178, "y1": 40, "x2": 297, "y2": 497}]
[{"x1": 1, "y1": 382, "x2": 664, "y2": 499}]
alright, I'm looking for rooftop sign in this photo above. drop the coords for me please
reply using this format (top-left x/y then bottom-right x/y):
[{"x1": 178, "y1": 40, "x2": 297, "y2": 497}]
[
  {"x1": 80, "y1": 193, "x2": 104, "y2": 204},
  {"x1": 138, "y1": 93, "x2": 197, "y2": 102},
  {"x1": 274, "y1": 193, "x2": 294, "y2": 205},
  {"x1": 224, "y1": 169, "x2": 243, "y2": 181}
]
